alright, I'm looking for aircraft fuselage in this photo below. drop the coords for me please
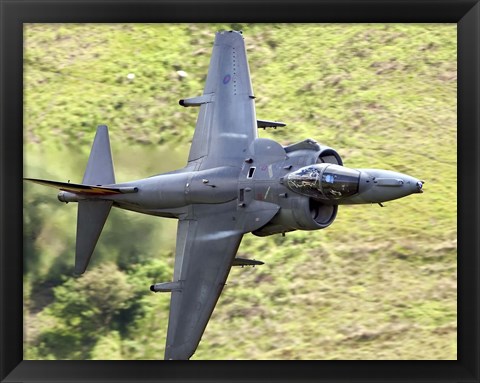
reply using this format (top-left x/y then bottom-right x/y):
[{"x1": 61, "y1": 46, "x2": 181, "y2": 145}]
[{"x1": 58, "y1": 137, "x2": 422, "y2": 235}]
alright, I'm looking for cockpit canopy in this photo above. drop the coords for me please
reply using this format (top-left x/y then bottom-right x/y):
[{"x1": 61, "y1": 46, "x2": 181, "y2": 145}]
[{"x1": 286, "y1": 164, "x2": 360, "y2": 200}]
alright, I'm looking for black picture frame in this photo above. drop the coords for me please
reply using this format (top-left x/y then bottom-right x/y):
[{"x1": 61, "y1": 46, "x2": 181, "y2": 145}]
[{"x1": 1, "y1": 0, "x2": 478, "y2": 382}]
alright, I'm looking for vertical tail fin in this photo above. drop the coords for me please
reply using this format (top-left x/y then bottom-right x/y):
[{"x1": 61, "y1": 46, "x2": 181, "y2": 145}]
[
  {"x1": 83, "y1": 125, "x2": 115, "y2": 185},
  {"x1": 75, "y1": 125, "x2": 115, "y2": 274}
]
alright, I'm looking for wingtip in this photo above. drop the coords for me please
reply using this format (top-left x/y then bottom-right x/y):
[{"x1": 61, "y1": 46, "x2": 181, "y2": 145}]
[
  {"x1": 215, "y1": 30, "x2": 245, "y2": 44},
  {"x1": 73, "y1": 269, "x2": 85, "y2": 277},
  {"x1": 74, "y1": 264, "x2": 87, "y2": 276},
  {"x1": 23, "y1": 177, "x2": 43, "y2": 182},
  {"x1": 164, "y1": 343, "x2": 195, "y2": 360}
]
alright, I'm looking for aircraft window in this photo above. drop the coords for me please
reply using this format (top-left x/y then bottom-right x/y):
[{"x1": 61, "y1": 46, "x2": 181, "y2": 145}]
[
  {"x1": 321, "y1": 165, "x2": 359, "y2": 199},
  {"x1": 286, "y1": 164, "x2": 359, "y2": 200},
  {"x1": 247, "y1": 167, "x2": 256, "y2": 178},
  {"x1": 285, "y1": 166, "x2": 322, "y2": 198}
]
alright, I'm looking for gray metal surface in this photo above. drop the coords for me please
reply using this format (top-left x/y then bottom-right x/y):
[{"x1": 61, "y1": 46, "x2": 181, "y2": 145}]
[
  {"x1": 75, "y1": 200, "x2": 112, "y2": 274},
  {"x1": 165, "y1": 211, "x2": 243, "y2": 360},
  {"x1": 82, "y1": 125, "x2": 115, "y2": 185},
  {"x1": 187, "y1": 31, "x2": 257, "y2": 169}
]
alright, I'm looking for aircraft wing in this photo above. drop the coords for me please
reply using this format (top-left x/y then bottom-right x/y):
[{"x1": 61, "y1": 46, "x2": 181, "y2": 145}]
[
  {"x1": 163, "y1": 200, "x2": 279, "y2": 360},
  {"x1": 185, "y1": 31, "x2": 257, "y2": 170},
  {"x1": 164, "y1": 31, "x2": 277, "y2": 360}
]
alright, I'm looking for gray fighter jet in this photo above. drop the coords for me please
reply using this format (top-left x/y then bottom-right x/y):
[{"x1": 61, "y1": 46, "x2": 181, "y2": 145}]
[{"x1": 24, "y1": 30, "x2": 424, "y2": 360}]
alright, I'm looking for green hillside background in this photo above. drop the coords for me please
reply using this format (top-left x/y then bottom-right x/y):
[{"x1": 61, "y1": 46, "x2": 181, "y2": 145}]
[{"x1": 23, "y1": 23, "x2": 457, "y2": 360}]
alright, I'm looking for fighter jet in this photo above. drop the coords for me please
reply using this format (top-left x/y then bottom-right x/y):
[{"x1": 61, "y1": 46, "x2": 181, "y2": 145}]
[{"x1": 24, "y1": 30, "x2": 424, "y2": 360}]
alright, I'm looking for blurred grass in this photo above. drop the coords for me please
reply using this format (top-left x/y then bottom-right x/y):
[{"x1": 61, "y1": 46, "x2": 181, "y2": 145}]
[{"x1": 23, "y1": 23, "x2": 456, "y2": 360}]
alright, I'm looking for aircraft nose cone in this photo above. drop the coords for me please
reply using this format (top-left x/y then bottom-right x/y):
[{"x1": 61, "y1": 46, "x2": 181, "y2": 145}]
[
  {"x1": 402, "y1": 176, "x2": 424, "y2": 195},
  {"x1": 354, "y1": 169, "x2": 424, "y2": 204},
  {"x1": 405, "y1": 174, "x2": 425, "y2": 197}
]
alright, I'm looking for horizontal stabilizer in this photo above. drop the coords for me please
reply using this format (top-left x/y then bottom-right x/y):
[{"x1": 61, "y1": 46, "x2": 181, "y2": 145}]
[
  {"x1": 232, "y1": 257, "x2": 264, "y2": 267},
  {"x1": 257, "y1": 119, "x2": 286, "y2": 129},
  {"x1": 24, "y1": 178, "x2": 138, "y2": 195}
]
